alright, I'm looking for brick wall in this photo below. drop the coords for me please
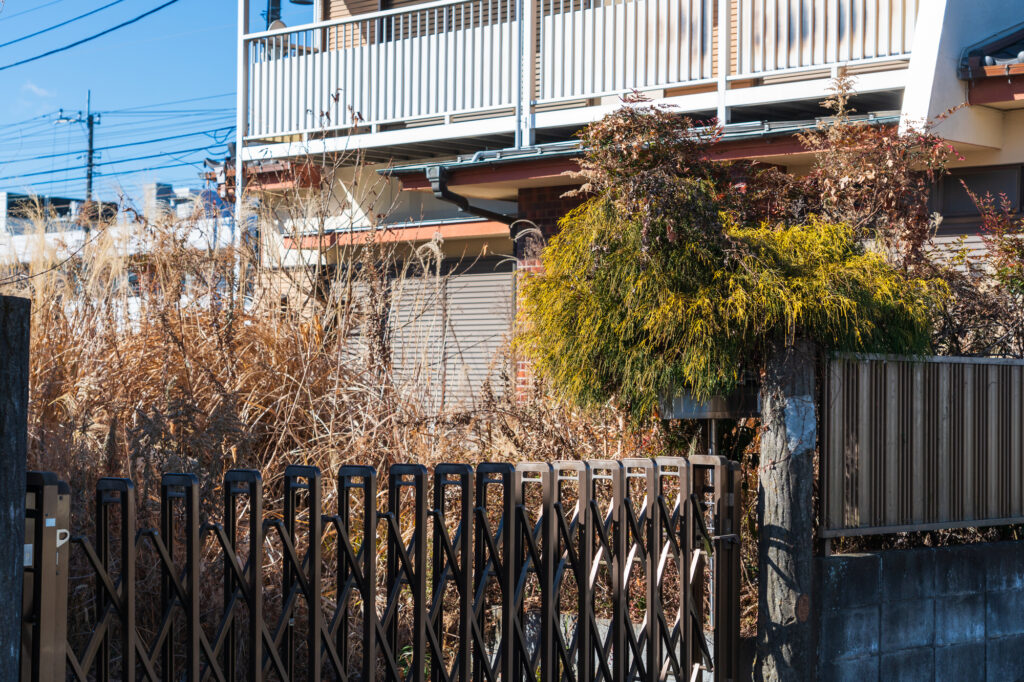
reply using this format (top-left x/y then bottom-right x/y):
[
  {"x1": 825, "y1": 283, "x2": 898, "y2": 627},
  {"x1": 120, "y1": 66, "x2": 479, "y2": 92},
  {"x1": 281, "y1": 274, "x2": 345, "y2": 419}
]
[
  {"x1": 515, "y1": 185, "x2": 586, "y2": 257},
  {"x1": 514, "y1": 185, "x2": 585, "y2": 398}
]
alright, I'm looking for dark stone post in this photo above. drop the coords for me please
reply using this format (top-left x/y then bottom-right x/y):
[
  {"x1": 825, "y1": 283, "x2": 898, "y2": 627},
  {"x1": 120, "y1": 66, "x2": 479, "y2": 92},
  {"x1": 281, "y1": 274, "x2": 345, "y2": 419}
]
[{"x1": 0, "y1": 295, "x2": 30, "y2": 680}]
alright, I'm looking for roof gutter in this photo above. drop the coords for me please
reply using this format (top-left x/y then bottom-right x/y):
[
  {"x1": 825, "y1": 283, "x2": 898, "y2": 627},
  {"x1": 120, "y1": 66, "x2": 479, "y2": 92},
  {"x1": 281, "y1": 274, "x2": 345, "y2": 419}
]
[{"x1": 425, "y1": 165, "x2": 516, "y2": 225}]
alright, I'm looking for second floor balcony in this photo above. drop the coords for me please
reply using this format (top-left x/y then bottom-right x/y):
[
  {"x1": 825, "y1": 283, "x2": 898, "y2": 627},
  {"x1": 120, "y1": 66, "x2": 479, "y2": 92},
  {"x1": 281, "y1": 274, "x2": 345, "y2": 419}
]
[{"x1": 240, "y1": 0, "x2": 921, "y2": 160}]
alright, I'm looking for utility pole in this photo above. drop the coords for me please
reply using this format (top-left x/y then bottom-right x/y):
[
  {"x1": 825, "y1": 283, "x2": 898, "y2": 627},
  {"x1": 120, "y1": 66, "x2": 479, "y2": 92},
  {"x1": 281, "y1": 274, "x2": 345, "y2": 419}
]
[
  {"x1": 266, "y1": 0, "x2": 281, "y2": 26},
  {"x1": 57, "y1": 92, "x2": 100, "y2": 221},
  {"x1": 85, "y1": 91, "x2": 97, "y2": 204}
]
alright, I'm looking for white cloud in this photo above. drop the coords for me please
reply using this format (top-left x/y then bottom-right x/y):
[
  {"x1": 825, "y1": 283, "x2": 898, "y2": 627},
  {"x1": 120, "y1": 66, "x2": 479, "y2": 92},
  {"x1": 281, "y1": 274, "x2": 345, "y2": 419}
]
[{"x1": 21, "y1": 81, "x2": 55, "y2": 98}]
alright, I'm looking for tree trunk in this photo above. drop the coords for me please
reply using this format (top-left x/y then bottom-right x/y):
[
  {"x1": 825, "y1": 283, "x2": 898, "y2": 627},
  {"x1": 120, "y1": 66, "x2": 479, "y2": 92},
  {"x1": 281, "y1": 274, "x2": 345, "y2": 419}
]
[
  {"x1": 0, "y1": 295, "x2": 30, "y2": 682},
  {"x1": 756, "y1": 340, "x2": 817, "y2": 681}
]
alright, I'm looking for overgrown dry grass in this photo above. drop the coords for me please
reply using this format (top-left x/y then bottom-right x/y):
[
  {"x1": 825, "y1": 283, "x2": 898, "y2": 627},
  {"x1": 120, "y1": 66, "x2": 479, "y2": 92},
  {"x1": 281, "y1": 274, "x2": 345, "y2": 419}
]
[
  {"x1": 2, "y1": 170, "x2": 764, "y2": 675},
  {"x1": 0, "y1": 168, "x2": 668, "y2": 511},
  {"x1": 1, "y1": 185, "x2": 678, "y2": 676}
]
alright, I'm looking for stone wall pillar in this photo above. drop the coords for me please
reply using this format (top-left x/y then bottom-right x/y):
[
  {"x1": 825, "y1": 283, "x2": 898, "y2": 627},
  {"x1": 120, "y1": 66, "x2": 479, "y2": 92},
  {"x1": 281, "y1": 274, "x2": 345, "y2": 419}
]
[{"x1": 0, "y1": 295, "x2": 30, "y2": 681}]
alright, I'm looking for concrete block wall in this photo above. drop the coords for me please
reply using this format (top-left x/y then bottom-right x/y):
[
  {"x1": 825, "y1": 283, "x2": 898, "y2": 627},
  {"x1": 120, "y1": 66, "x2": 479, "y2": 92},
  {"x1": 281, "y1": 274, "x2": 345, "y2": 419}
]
[{"x1": 818, "y1": 542, "x2": 1024, "y2": 681}]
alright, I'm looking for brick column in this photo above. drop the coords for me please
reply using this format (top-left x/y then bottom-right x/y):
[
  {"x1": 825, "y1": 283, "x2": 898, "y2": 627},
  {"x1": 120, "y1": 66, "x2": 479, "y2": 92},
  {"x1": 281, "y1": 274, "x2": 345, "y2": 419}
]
[{"x1": 514, "y1": 185, "x2": 586, "y2": 400}]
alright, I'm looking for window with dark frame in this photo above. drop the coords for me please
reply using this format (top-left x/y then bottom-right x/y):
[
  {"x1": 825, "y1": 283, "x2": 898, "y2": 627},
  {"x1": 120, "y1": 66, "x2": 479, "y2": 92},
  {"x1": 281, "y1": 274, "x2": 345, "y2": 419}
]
[{"x1": 934, "y1": 164, "x2": 1022, "y2": 233}]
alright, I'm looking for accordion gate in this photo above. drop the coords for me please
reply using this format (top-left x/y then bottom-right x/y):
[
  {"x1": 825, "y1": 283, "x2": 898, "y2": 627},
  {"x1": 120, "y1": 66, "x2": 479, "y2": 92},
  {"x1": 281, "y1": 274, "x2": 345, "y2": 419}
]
[{"x1": 22, "y1": 456, "x2": 740, "y2": 682}]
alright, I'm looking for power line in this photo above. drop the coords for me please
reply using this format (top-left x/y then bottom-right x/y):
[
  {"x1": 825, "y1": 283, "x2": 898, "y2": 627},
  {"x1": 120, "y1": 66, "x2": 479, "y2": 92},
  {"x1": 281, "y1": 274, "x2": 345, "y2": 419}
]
[
  {"x1": 101, "y1": 110, "x2": 236, "y2": 122},
  {"x1": 89, "y1": 111, "x2": 234, "y2": 127},
  {"x1": 0, "y1": 143, "x2": 228, "y2": 182},
  {"x1": 0, "y1": 0, "x2": 70, "y2": 22},
  {"x1": 0, "y1": 113, "x2": 235, "y2": 148},
  {"x1": 0, "y1": 0, "x2": 183, "y2": 73},
  {"x1": 0, "y1": 111, "x2": 59, "y2": 130},
  {"x1": 0, "y1": 0, "x2": 130, "y2": 50},
  {"x1": 68, "y1": 21, "x2": 233, "y2": 59},
  {"x1": 0, "y1": 160, "x2": 207, "y2": 192},
  {"x1": 3, "y1": 119, "x2": 61, "y2": 135},
  {"x1": 0, "y1": 126, "x2": 235, "y2": 165},
  {"x1": 0, "y1": 115, "x2": 64, "y2": 142},
  {"x1": 0, "y1": 115, "x2": 235, "y2": 179},
  {"x1": 91, "y1": 110, "x2": 236, "y2": 126},
  {"x1": 72, "y1": 118, "x2": 236, "y2": 142},
  {"x1": 101, "y1": 91, "x2": 234, "y2": 112},
  {"x1": 105, "y1": 108, "x2": 235, "y2": 117},
  {"x1": 96, "y1": 144, "x2": 227, "y2": 172}
]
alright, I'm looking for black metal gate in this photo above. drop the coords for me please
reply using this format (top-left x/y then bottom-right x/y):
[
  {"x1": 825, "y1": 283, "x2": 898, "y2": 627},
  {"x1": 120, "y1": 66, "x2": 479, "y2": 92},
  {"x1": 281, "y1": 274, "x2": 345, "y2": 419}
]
[{"x1": 21, "y1": 456, "x2": 740, "y2": 681}]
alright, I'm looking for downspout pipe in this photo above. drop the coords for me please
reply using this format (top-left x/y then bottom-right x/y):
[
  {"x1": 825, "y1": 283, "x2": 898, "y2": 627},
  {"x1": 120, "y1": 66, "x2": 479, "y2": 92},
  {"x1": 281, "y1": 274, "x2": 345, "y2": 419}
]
[{"x1": 425, "y1": 165, "x2": 516, "y2": 226}]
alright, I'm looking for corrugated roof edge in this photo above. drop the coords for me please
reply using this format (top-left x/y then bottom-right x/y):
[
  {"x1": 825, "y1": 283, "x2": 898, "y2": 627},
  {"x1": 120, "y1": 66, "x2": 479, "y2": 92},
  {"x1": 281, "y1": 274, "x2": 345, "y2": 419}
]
[{"x1": 379, "y1": 113, "x2": 902, "y2": 177}]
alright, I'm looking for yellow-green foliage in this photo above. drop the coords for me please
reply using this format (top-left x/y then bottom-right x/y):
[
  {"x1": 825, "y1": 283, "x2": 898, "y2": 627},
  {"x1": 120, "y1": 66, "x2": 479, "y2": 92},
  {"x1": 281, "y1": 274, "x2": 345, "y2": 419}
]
[{"x1": 519, "y1": 197, "x2": 945, "y2": 421}]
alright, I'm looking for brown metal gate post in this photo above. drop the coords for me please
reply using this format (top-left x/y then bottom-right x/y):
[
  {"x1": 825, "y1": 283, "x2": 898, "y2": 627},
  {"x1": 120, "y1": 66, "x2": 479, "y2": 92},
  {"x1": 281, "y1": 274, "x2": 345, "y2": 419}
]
[
  {"x1": 22, "y1": 472, "x2": 70, "y2": 682},
  {"x1": 584, "y1": 460, "x2": 622, "y2": 682},
  {"x1": 689, "y1": 459, "x2": 712, "y2": 678},
  {"x1": 512, "y1": 461, "x2": 554, "y2": 682},
  {"x1": 474, "y1": 462, "x2": 515, "y2": 682},
  {"x1": 691, "y1": 454, "x2": 743, "y2": 682},
  {"x1": 721, "y1": 461, "x2": 742, "y2": 682},
  {"x1": 386, "y1": 464, "x2": 428, "y2": 682},
  {"x1": 550, "y1": 460, "x2": 590, "y2": 682},
  {"x1": 282, "y1": 465, "x2": 324, "y2": 682},
  {"x1": 651, "y1": 457, "x2": 691, "y2": 681}
]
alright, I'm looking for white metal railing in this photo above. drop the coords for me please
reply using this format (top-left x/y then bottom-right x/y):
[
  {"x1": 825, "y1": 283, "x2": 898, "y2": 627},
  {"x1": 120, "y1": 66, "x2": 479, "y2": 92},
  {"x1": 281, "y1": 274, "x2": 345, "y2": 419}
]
[
  {"x1": 538, "y1": 0, "x2": 716, "y2": 103},
  {"x1": 246, "y1": 0, "x2": 517, "y2": 139},
  {"x1": 243, "y1": 0, "x2": 918, "y2": 142},
  {"x1": 732, "y1": 0, "x2": 920, "y2": 78}
]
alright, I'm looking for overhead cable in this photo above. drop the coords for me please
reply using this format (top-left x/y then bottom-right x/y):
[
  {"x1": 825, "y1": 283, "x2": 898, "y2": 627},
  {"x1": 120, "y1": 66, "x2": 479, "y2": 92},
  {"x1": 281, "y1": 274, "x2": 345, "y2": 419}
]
[
  {"x1": 0, "y1": 160, "x2": 208, "y2": 191},
  {"x1": 0, "y1": 143, "x2": 228, "y2": 182},
  {"x1": 0, "y1": 0, "x2": 70, "y2": 23},
  {"x1": 104, "y1": 92, "x2": 236, "y2": 113},
  {"x1": 0, "y1": 0, "x2": 183, "y2": 72},
  {"x1": 0, "y1": 126, "x2": 235, "y2": 164},
  {"x1": 0, "y1": 0, "x2": 130, "y2": 50},
  {"x1": 0, "y1": 111, "x2": 58, "y2": 130}
]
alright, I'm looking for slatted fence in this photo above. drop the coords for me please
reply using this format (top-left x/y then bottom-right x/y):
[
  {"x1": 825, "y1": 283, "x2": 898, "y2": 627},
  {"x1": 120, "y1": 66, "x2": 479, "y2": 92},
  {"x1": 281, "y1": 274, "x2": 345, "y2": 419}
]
[
  {"x1": 21, "y1": 457, "x2": 741, "y2": 681},
  {"x1": 822, "y1": 354, "x2": 1024, "y2": 537}
]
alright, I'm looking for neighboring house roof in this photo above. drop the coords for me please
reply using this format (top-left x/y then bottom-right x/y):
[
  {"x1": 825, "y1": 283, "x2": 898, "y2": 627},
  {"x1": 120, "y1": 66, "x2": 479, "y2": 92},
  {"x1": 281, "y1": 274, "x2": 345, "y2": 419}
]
[
  {"x1": 958, "y1": 23, "x2": 1024, "y2": 108},
  {"x1": 0, "y1": 191, "x2": 118, "y2": 236},
  {"x1": 959, "y1": 22, "x2": 1024, "y2": 79}
]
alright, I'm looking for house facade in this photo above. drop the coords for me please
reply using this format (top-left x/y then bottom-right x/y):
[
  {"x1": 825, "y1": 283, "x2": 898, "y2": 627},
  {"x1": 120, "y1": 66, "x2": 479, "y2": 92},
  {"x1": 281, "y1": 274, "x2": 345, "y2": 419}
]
[{"x1": 235, "y1": 0, "x2": 1024, "y2": 406}]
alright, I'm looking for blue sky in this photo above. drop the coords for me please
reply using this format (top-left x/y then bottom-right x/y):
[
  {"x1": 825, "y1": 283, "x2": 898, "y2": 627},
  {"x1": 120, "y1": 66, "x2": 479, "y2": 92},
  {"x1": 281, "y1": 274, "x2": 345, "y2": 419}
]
[{"x1": 0, "y1": 0, "x2": 312, "y2": 208}]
